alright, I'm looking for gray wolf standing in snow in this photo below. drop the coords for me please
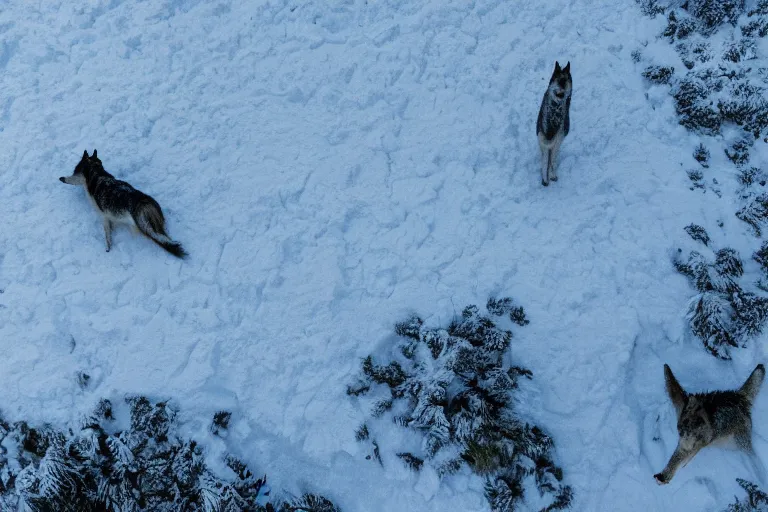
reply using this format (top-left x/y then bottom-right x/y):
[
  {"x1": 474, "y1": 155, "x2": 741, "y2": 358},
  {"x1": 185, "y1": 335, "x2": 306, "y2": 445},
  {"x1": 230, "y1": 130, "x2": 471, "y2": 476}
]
[
  {"x1": 60, "y1": 150, "x2": 187, "y2": 258},
  {"x1": 654, "y1": 363, "x2": 765, "y2": 484},
  {"x1": 536, "y1": 61, "x2": 572, "y2": 186}
]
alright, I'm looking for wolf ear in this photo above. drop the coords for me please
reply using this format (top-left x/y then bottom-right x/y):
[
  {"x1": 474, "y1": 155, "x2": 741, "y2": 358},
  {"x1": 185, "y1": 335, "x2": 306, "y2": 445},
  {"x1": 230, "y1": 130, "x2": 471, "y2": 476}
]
[
  {"x1": 739, "y1": 364, "x2": 765, "y2": 404},
  {"x1": 664, "y1": 364, "x2": 687, "y2": 416},
  {"x1": 563, "y1": 61, "x2": 570, "y2": 74},
  {"x1": 92, "y1": 149, "x2": 98, "y2": 159},
  {"x1": 82, "y1": 149, "x2": 89, "y2": 159},
  {"x1": 554, "y1": 61, "x2": 561, "y2": 73}
]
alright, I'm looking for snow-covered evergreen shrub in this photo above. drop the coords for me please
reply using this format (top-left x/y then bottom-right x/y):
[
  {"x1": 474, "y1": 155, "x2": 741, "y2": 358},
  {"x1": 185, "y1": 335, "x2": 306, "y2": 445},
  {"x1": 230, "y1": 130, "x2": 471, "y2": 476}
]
[
  {"x1": 685, "y1": 223, "x2": 710, "y2": 245},
  {"x1": 694, "y1": 143, "x2": 710, "y2": 167},
  {"x1": 643, "y1": 65, "x2": 675, "y2": 84},
  {"x1": 737, "y1": 167, "x2": 766, "y2": 187},
  {"x1": 737, "y1": 194, "x2": 768, "y2": 236},
  {"x1": 349, "y1": 298, "x2": 571, "y2": 511},
  {"x1": 675, "y1": 228, "x2": 768, "y2": 358},
  {"x1": 741, "y1": 0, "x2": 768, "y2": 38},
  {"x1": 725, "y1": 479, "x2": 768, "y2": 511},
  {"x1": 640, "y1": 0, "x2": 768, "y2": 142},
  {"x1": 672, "y1": 77, "x2": 722, "y2": 133},
  {"x1": 686, "y1": 0, "x2": 745, "y2": 33},
  {"x1": 0, "y1": 397, "x2": 339, "y2": 512}
]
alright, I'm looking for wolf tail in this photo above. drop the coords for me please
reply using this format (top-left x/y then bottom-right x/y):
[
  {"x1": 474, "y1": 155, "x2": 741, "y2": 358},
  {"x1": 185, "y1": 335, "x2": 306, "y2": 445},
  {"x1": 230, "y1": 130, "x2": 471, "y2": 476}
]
[
  {"x1": 739, "y1": 364, "x2": 765, "y2": 404},
  {"x1": 134, "y1": 199, "x2": 188, "y2": 259}
]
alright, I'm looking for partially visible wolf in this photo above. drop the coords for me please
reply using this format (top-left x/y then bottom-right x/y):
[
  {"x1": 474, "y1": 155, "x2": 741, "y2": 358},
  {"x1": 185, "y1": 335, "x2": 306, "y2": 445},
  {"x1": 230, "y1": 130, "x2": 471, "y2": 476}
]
[
  {"x1": 60, "y1": 150, "x2": 187, "y2": 258},
  {"x1": 654, "y1": 363, "x2": 765, "y2": 484},
  {"x1": 536, "y1": 61, "x2": 572, "y2": 186}
]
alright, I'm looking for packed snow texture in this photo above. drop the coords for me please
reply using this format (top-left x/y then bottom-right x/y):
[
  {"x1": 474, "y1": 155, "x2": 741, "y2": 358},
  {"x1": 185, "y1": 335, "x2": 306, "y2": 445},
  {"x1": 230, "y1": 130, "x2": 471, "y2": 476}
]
[{"x1": 0, "y1": 0, "x2": 766, "y2": 510}]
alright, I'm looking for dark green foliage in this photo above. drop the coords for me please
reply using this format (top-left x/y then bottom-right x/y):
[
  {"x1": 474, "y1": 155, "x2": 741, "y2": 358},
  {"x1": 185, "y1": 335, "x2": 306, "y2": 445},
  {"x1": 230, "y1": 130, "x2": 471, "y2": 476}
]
[
  {"x1": 396, "y1": 453, "x2": 424, "y2": 471},
  {"x1": 694, "y1": 143, "x2": 710, "y2": 167},
  {"x1": 0, "y1": 397, "x2": 272, "y2": 511},
  {"x1": 725, "y1": 138, "x2": 751, "y2": 166},
  {"x1": 676, "y1": 238, "x2": 768, "y2": 359},
  {"x1": 361, "y1": 356, "x2": 407, "y2": 390},
  {"x1": 687, "y1": 168, "x2": 705, "y2": 190},
  {"x1": 355, "y1": 424, "x2": 369, "y2": 441},
  {"x1": 686, "y1": 0, "x2": 746, "y2": 33},
  {"x1": 738, "y1": 167, "x2": 765, "y2": 187},
  {"x1": 673, "y1": 78, "x2": 722, "y2": 133},
  {"x1": 725, "y1": 478, "x2": 768, "y2": 511},
  {"x1": 718, "y1": 85, "x2": 768, "y2": 139},
  {"x1": 755, "y1": 241, "x2": 768, "y2": 274},
  {"x1": 395, "y1": 315, "x2": 423, "y2": 340},
  {"x1": 280, "y1": 494, "x2": 341, "y2": 512},
  {"x1": 664, "y1": 11, "x2": 698, "y2": 41},
  {"x1": 716, "y1": 248, "x2": 744, "y2": 278},
  {"x1": 351, "y1": 299, "x2": 571, "y2": 511},
  {"x1": 731, "y1": 291, "x2": 768, "y2": 337},
  {"x1": 0, "y1": 397, "x2": 340, "y2": 512},
  {"x1": 741, "y1": 1, "x2": 768, "y2": 38},
  {"x1": 638, "y1": 0, "x2": 665, "y2": 18},
  {"x1": 640, "y1": 1, "x2": 768, "y2": 143},
  {"x1": 643, "y1": 65, "x2": 675, "y2": 84},
  {"x1": 737, "y1": 194, "x2": 768, "y2": 236},
  {"x1": 685, "y1": 223, "x2": 710, "y2": 245},
  {"x1": 212, "y1": 411, "x2": 232, "y2": 437},
  {"x1": 487, "y1": 297, "x2": 530, "y2": 326},
  {"x1": 723, "y1": 39, "x2": 756, "y2": 63},
  {"x1": 689, "y1": 291, "x2": 739, "y2": 358}
]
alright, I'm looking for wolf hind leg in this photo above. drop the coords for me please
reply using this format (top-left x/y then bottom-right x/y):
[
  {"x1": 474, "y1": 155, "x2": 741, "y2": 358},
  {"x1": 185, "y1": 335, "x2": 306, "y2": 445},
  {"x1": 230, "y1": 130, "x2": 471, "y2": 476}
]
[{"x1": 103, "y1": 219, "x2": 113, "y2": 252}]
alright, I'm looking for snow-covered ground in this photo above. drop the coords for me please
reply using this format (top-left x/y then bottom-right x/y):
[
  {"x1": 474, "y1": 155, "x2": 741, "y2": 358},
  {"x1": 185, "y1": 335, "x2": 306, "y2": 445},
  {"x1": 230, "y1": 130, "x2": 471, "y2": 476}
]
[{"x1": 0, "y1": 0, "x2": 765, "y2": 510}]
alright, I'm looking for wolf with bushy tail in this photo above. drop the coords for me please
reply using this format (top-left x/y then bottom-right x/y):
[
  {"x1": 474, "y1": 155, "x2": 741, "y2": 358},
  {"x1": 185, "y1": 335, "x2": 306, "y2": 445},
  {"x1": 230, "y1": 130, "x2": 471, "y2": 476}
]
[{"x1": 60, "y1": 150, "x2": 187, "y2": 258}]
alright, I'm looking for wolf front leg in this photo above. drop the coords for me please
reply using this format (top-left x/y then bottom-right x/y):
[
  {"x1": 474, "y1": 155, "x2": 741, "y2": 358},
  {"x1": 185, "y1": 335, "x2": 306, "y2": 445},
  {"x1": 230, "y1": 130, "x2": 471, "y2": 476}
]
[
  {"x1": 548, "y1": 148, "x2": 558, "y2": 182},
  {"x1": 654, "y1": 443, "x2": 698, "y2": 484},
  {"x1": 103, "y1": 219, "x2": 113, "y2": 252},
  {"x1": 540, "y1": 145, "x2": 549, "y2": 186}
]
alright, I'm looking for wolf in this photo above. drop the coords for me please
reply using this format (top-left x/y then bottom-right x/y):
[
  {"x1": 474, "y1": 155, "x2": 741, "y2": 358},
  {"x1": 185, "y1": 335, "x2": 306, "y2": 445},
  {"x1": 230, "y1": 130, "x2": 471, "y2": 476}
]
[
  {"x1": 654, "y1": 363, "x2": 765, "y2": 484},
  {"x1": 536, "y1": 61, "x2": 572, "y2": 186},
  {"x1": 60, "y1": 150, "x2": 187, "y2": 258}
]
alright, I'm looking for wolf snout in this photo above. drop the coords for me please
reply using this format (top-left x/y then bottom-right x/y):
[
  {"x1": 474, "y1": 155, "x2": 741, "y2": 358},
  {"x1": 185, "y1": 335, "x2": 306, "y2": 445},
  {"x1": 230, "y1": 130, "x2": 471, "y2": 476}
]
[
  {"x1": 654, "y1": 473, "x2": 668, "y2": 485},
  {"x1": 59, "y1": 177, "x2": 66, "y2": 183}
]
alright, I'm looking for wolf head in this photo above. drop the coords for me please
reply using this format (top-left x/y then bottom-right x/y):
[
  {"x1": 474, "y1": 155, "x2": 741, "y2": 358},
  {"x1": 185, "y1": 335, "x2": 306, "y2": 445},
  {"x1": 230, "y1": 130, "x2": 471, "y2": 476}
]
[
  {"x1": 664, "y1": 364, "x2": 715, "y2": 451},
  {"x1": 60, "y1": 149, "x2": 98, "y2": 185},
  {"x1": 655, "y1": 363, "x2": 764, "y2": 484},
  {"x1": 547, "y1": 61, "x2": 572, "y2": 102}
]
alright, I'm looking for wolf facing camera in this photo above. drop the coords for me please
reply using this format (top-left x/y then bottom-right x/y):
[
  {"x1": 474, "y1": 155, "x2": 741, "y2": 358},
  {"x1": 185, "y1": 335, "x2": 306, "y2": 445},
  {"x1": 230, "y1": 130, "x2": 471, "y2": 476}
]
[
  {"x1": 60, "y1": 150, "x2": 187, "y2": 258},
  {"x1": 536, "y1": 61, "x2": 572, "y2": 187},
  {"x1": 655, "y1": 363, "x2": 765, "y2": 485}
]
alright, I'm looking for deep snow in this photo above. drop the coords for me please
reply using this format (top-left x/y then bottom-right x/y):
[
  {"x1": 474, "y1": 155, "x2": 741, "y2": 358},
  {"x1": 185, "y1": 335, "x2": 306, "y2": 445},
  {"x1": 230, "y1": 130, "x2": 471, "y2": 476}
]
[{"x1": 0, "y1": 0, "x2": 766, "y2": 510}]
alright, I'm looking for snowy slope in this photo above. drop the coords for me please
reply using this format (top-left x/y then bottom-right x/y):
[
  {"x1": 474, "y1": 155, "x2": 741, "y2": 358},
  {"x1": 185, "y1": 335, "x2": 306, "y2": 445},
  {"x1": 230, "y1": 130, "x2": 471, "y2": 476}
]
[{"x1": 0, "y1": 0, "x2": 765, "y2": 510}]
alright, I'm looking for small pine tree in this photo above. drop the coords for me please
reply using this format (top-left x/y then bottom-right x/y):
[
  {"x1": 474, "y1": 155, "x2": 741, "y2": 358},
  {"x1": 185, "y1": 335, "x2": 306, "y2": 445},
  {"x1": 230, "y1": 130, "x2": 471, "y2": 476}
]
[
  {"x1": 725, "y1": 478, "x2": 768, "y2": 511},
  {"x1": 725, "y1": 138, "x2": 751, "y2": 166},
  {"x1": 643, "y1": 65, "x2": 675, "y2": 84},
  {"x1": 693, "y1": 143, "x2": 710, "y2": 167},
  {"x1": 685, "y1": 224, "x2": 710, "y2": 245},
  {"x1": 350, "y1": 299, "x2": 571, "y2": 511}
]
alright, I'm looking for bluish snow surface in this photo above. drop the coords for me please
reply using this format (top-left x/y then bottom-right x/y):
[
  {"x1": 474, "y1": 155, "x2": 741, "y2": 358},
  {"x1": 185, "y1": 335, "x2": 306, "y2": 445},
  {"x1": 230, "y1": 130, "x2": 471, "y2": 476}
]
[{"x1": 0, "y1": 0, "x2": 765, "y2": 510}]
